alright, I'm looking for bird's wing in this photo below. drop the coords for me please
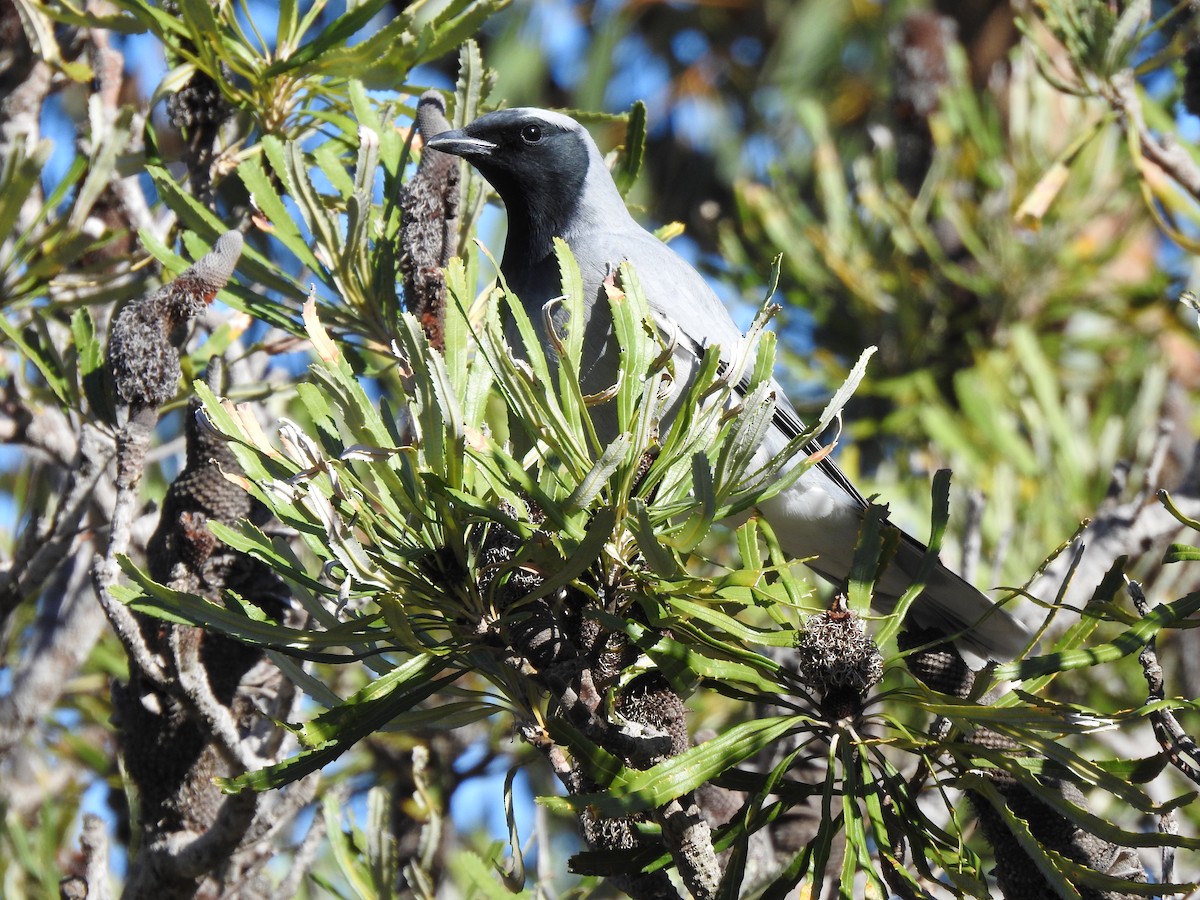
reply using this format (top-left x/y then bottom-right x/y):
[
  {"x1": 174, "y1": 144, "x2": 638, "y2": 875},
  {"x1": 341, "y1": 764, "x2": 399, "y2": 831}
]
[
  {"x1": 570, "y1": 227, "x2": 1033, "y2": 663},
  {"x1": 663, "y1": 321, "x2": 874, "y2": 510},
  {"x1": 585, "y1": 227, "x2": 876, "y2": 514}
]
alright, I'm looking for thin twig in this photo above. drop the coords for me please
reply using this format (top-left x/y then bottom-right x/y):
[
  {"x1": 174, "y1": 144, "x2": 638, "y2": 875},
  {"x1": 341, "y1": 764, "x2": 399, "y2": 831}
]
[
  {"x1": 244, "y1": 772, "x2": 321, "y2": 847},
  {"x1": 0, "y1": 422, "x2": 114, "y2": 624},
  {"x1": 169, "y1": 626, "x2": 267, "y2": 771},
  {"x1": 81, "y1": 814, "x2": 113, "y2": 900},
  {"x1": 0, "y1": 550, "x2": 104, "y2": 759},
  {"x1": 91, "y1": 409, "x2": 171, "y2": 686},
  {"x1": 1109, "y1": 70, "x2": 1200, "y2": 203},
  {"x1": 92, "y1": 554, "x2": 169, "y2": 684},
  {"x1": 1130, "y1": 579, "x2": 1200, "y2": 787},
  {"x1": 1160, "y1": 809, "x2": 1178, "y2": 886},
  {"x1": 270, "y1": 801, "x2": 327, "y2": 900},
  {"x1": 158, "y1": 792, "x2": 260, "y2": 881}
]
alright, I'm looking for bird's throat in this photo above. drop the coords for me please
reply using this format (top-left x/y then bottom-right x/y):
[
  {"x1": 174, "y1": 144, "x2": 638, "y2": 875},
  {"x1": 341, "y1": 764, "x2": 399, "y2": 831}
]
[{"x1": 498, "y1": 184, "x2": 585, "y2": 272}]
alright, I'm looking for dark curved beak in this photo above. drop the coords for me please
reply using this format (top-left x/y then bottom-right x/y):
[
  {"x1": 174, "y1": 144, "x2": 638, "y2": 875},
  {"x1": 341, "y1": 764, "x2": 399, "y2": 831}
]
[{"x1": 425, "y1": 129, "x2": 496, "y2": 160}]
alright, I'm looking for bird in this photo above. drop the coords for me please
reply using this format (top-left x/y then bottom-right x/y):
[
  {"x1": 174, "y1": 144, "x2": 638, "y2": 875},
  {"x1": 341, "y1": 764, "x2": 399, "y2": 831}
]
[{"x1": 426, "y1": 107, "x2": 1031, "y2": 666}]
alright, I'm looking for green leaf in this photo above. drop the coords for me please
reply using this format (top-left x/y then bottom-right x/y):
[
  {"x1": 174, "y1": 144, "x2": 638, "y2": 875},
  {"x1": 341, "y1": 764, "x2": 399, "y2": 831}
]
[
  {"x1": 520, "y1": 506, "x2": 616, "y2": 604},
  {"x1": 0, "y1": 140, "x2": 52, "y2": 259},
  {"x1": 12, "y1": 0, "x2": 94, "y2": 79},
  {"x1": 959, "y1": 777, "x2": 1072, "y2": 899},
  {"x1": 620, "y1": 619, "x2": 786, "y2": 695},
  {"x1": 1164, "y1": 542, "x2": 1200, "y2": 564},
  {"x1": 995, "y1": 589, "x2": 1200, "y2": 681},
  {"x1": 646, "y1": 594, "x2": 800, "y2": 648},
  {"x1": 564, "y1": 434, "x2": 629, "y2": 513},
  {"x1": 762, "y1": 736, "x2": 839, "y2": 897},
  {"x1": 542, "y1": 716, "x2": 799, "y2": 817},
  {"x1": 323, "y1": 792, "x2": 376, "y2": 899},
  {"x1": 260, "y1": 0, "x2": 393, "y2": 76},
  {"x1": 550, "y1": 237, "x2": 591, "y2": 439},
  {"x1": 1160, "y1": 489, "x2": 1200, "y2": 531},
  {"x1": 0, "y1": 315, "x2": 71, "y2": 404},
  {"x1": 70, "y1": 100, "x2": 135, "y2": 230},
  {"x1": 1102, "y1": 0, "x2": 1149, "y2": 74},
  {"x1": 70, "y1": 308, "x2": 111, "y2": 419},
  {"x1": 222, "y1": 655, "x2": 455, "y2": 792},
  {"x1": 614, "y1": 99, "x2": 646, "y2": 196},
  {"x1": 34, "y1": 0, "x2": 144, "y2": 33},
  {"x1": 207, "y1": 521, "x2": 330, "y2": 595},
  {"x1": 115, "y1": 557, "x2": 387, "y2": 658},
  {"x1": 238, "y1": 155, "x2": 325, "y2": 275},
  {"x1": 450, "y1": 849, "x2": 534, "y2": 900},
  {"x1": 876, "y1": 469, "x2": 952, "y2": 648},
  {"x1": 1005, "y1": 558, "x2": 1126, "y2": 700},
  {"x1": 453, "y1": 39, "x2": 491, "y2": 132},
  {"x1": 968, "y1": 746, "x2": 1200, "y2": 851},
  {"x1": 627, "y1": 498, "x2": 683, "y2": 577},
  {"x1": 285, "y1": 141, "x2": 341, "y2": 272}
]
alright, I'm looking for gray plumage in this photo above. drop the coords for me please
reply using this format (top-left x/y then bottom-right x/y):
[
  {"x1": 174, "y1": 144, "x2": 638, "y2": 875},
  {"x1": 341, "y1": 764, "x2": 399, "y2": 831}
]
[{"x1": 427, "y1": 108, "x2": 1030, "y2": 665}]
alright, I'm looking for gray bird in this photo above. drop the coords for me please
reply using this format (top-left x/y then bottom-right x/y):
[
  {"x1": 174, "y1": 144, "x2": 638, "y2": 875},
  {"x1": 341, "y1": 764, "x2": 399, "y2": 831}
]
[{"x1": 427, "y1": 107, "x2": 1030, "y2": 665}]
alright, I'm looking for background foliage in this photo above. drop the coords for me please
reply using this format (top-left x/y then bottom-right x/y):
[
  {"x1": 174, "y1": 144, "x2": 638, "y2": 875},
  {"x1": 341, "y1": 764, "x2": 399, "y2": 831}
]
[{"x1": 3, "y1": 0, "x2": 1200, "y2": 897}]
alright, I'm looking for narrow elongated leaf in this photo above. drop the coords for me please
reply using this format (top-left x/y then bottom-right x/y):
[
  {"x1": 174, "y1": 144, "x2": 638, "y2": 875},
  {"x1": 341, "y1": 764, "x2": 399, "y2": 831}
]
[
  {"x1": 259, "y1": 0, "x2": 393, "y2": 76},
  {"x1": 222, "y1": 656, "x2": 455, "y2": 792},
  {"x1": 541, "y1": 716, "x2": 799, "y2": 817},
  {"x1": 239, "y1": 156, "x2": 325, "y2": 274},
  {"x1": 614, "y1": 100, "x2": 646, "y2": 196},
  {"x1": 995, "y1": 590, "x2": 1200, "y2": 681},
  {"x1": 0, "y1": 316, "x2": 70, "y2": 404}
]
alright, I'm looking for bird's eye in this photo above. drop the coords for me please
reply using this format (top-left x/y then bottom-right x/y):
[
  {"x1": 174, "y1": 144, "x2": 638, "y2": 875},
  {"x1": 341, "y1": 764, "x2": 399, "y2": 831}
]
[{"x1": 520, "y1": 123, "x2": 543, "y2": 144}]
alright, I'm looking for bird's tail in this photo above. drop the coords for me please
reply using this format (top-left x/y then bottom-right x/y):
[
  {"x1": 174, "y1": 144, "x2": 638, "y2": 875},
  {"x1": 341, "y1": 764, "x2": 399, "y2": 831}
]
[{"x1": 879, "y1": 538, "x2": 1032, "y2": 668}]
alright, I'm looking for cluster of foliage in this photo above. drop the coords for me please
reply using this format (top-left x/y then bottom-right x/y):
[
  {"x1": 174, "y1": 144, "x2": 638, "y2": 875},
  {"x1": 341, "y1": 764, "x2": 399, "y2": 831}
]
[{"x1": 1, "y1": 0, "x2": 1200, "y2": 897}]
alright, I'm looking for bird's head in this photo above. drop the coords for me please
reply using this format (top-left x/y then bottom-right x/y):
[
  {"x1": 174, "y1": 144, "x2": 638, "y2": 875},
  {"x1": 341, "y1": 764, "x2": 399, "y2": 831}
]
[{"x1": 426, "y1": 107, "x2": 625, "y2": 257}]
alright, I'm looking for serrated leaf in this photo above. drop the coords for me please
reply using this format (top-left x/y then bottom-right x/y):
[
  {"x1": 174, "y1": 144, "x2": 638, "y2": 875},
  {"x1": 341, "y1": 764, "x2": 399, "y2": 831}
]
[
  {"x1": 223, "y1": 655, "x2": 453, "y2": 792},
  {"x1": 542, "y1": 716, "x2": 799, "y2": 817},
  {"x1": 259, "y1": 0, "x2": 393, "y2": 77},
  {"x1": 1164, "y1": 543, "x2": 1200, "y2": 564},
  {"x1": 239, "y1": 156, "x2": 325, "y2": 275},
  {"x1": 614, "y1": 100, "x2": 646, "y2": 196},
  {"x1": 995, "y1": 589, "x2": 1200, "y2": 681}
]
